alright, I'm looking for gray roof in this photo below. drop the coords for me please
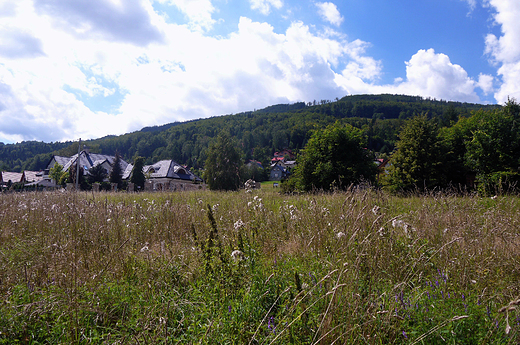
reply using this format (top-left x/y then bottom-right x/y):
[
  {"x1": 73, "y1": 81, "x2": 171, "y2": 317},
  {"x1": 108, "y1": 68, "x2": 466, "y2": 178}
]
[
  {"x1": 2, "y1": 172, "x2": 23, "y2": 183},
  {"x1": 53, "y1": 156, "x2": 71, "y2": 167},
  {"x1": 123, "y1": 160, "x2": 201, "y2": 182},
  {"x1": 48, "y1": 151, "x2": 129, "y2": 175}
]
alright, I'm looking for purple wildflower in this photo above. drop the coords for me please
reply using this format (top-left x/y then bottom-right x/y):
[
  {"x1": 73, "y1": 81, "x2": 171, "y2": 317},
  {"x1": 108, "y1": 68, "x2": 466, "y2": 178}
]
[
  {"x1": 228, "y1": 305, "x2": 232, "y2": 313},
  {"x1": 402, "y1": 330, "x2": 408, "y2": 338},
  {"x1": 268, "y1": 316, "x2": 276, "y2": 333}
]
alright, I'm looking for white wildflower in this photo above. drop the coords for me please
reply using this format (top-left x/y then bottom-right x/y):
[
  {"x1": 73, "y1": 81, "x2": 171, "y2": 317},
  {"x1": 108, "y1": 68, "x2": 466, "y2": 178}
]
[
  {"x1": 336, "y1": 232, "x2": 346, "y2": 239},
  {"x1": 140, "y1": 242, "x2": 149, "y2": 252},
  {"x1": 372, "y1": 205, "x2": 380, "y2": 215},
  {"x1": 231, "y1": 250, "x2": 245, "y2": 261},
  {"x1": 234, "y1": 219, "x2": 245, "y2": 230}
]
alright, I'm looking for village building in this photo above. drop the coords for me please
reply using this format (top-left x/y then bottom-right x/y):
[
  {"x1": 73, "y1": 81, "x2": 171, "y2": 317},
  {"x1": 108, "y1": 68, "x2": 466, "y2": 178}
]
[
  {"x1": 123, "y1": 159, "x2": 203, "y2": 192},
  {"x1": 45, "y1": 150, "x2": 130, "y2": 180}
]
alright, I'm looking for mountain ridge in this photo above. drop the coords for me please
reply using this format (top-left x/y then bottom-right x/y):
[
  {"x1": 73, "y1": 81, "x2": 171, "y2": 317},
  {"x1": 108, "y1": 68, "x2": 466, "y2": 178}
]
[{"x1": 0, "y1": 94, "x2": 500, "y2": 172}]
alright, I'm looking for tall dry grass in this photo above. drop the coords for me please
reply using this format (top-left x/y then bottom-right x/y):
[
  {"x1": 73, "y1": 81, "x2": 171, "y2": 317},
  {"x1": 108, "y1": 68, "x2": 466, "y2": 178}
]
[{"x1": 0, "y1": 188, "x2": 518, "y2": 343}]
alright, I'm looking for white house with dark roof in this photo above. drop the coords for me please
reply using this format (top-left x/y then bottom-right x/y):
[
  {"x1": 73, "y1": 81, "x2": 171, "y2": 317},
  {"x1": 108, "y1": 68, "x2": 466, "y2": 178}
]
[{"x1": 123, "y1": 159, "x2": 203, "y2": 191}]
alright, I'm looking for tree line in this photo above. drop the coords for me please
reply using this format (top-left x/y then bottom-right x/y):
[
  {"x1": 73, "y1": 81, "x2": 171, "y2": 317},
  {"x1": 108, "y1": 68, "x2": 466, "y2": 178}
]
[
  {"x1": 280, "y1": 98, "x2": 520, "y2": 195},
  {"x1": 0, "y1": 94, "x2": 497, "y2": 174}
]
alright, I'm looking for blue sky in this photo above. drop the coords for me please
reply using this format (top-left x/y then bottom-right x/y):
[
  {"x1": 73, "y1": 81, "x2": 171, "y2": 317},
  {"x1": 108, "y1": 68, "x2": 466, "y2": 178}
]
[{"x1": 0, "y1": 0, "x2": 518, "y2": 143}]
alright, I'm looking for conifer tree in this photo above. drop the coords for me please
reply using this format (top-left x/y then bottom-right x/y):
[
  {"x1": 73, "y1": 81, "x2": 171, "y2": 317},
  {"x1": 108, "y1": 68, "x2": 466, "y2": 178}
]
[
  {"x1": 109, "y1": 151, "x2": 123, "y2": 189},
  {"x1": 130, "y1": 156, "x2": 146, "y2": 191}
]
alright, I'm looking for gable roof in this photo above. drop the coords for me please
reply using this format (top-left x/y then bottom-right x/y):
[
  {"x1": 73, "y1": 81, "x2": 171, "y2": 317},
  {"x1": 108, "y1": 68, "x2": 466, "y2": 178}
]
[
  {"x1": 2, "y1": 172, "x2": 23, "y2": 184},
  {"x1": 123, "y1": 160, "x2": 202, "y2": 182},
  {"x1": 47, "y1": 151, "x2": 129, "y2": 175},
  {"x1": 22, "y1": 171, "x2": 44, "y2": 183}
]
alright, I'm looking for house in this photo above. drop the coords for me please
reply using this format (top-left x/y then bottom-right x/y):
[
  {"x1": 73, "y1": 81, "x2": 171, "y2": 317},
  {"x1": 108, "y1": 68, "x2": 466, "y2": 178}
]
[
  {"x1": 269, "y1": 163, "x2": 289, "y2": 181},
  {"x1": 273, "y1": 149, "x2": 295, "y2": 160},
  {"x1": 279, "y1": 160, "x2": 296, "y2": 170},
  {"x1": 22, "y1": 171, "x2": 44, "y2": 184},
  {"x1": 123, "y1": 159, "x2": 203, "y2": 191},
  {"x1": 2, "y1": 171, "x2": 23, "y2": 185},
  {"x1": 45, "y1": 150, "x2": 130, "y2": 181},
  {"x1": 246, "y1": 160, "x2": 264, "y2": 169}
]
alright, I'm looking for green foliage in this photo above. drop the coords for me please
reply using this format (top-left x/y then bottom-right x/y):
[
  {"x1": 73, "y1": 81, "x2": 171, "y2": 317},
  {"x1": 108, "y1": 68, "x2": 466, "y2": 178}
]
[
  {"x1": 87, "y1": 164, "x2": 108, "y2": 184},
  {"x1": 439, "y1": 98, "x2": 520, "y2": 194},
  {"x1": 289, "y1": 122, "x2": 377, "y2": 191},
  {"x1": 48, "y1": 162, "x2": 63, "y2": 184},
  {"x1": 109, "y1": 151, "x2": 123, "y2": 188},
  {"x1": 386, "y1": 114, "x2": 445, "y2": 192},
  {"x1": 241, "y1": 163, "x2": 268, "y2": 182},
  {"x1": 68, "y1": 162, "x2": 88, "y2": 190},
  {"x1": 0, "y1": 95, "x2": 498, "y2": 172},
  {"x1": 204, "y1": 131, "x2": 242, "y2": 191},
  {"x1": 0, "y1": 190, "x2": 519, "y2": 343},
  {"x1": 130, "y1": 156, "x2": 145, "y2": 191},
  {"x1": 1, "y1": 190, "x2": 519, "y2": 343}
]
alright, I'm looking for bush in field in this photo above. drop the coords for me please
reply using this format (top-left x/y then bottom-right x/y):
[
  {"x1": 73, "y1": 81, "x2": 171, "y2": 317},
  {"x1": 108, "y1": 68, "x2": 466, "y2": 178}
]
[{"x1": 287, "y1": 122, "x2": 377, "y2": 192}]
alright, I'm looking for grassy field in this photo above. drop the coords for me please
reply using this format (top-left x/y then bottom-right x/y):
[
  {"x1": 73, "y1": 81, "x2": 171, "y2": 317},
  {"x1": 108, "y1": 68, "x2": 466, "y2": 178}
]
[{"x1": 0, "y1": 188, "x2": 519, "y2": 344}]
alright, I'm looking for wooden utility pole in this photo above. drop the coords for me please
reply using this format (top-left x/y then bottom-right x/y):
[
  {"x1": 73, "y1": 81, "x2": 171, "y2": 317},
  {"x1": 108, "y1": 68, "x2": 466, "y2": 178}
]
[{"x1": 75, "y1": 138, "x2": 81, "y2": 191}]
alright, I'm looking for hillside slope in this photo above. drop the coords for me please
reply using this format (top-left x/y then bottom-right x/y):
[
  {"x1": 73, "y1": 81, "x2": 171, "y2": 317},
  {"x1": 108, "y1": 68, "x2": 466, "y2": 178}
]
[{"x1": 0, "y1": 94, "x2": 499, "y2": 172}]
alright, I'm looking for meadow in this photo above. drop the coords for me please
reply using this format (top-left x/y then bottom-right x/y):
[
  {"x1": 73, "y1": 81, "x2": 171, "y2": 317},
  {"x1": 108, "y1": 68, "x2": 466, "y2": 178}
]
[{"x1": 0, "y1": 186, "x2": 519, "y2": 344}]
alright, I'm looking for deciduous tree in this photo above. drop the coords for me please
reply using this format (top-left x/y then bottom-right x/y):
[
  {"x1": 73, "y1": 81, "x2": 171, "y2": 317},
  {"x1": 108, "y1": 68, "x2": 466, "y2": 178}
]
[
  {"x1": 204, "y1": 131, "x2": 242, "y2": 191},
  {"x1": 289, "y1": 122, "x2": 376, "y2": 192},
  {"x1": 386, "y1": 114, "x2": 444, "y2": 192},
  {"x1": 49, "y1": 163, "x2": 63, "y2": 184}
]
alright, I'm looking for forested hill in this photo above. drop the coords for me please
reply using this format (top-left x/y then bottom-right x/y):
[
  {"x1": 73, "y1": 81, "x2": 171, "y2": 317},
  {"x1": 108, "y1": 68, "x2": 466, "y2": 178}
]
[{"x1": 0, "y1": 94, "x2": 499, "y2": 172}]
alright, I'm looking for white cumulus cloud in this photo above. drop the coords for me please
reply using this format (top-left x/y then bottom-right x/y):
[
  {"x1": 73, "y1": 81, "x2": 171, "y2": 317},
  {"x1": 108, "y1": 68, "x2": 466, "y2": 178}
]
[
  {"x1": 0, "y1": 0, "x2": 499, "y2": 144},
  {"x1": 315, "y1": 2, "x2": 343, "y2": 27},
  {"x1": 158, "y1": 0, "x2": 217, "y2": 32},
  {"x1": 484, "y1": 0, "x2": 520, "y2": 103},
  {"x1": 336, "y1": 48, "x2": 482, "y2": 103},
  {"x1": 249, "y1": 0, "x2": 283, "y2": 15},
  {"x1": 0, "y1": 1, "x2": 381, "y2": 143}
]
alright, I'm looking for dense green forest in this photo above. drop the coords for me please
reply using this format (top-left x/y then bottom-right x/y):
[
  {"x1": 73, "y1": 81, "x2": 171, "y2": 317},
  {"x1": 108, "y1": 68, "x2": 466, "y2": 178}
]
[{"x1": 0, "y1": 94, "x2": 499, "y2": 172}]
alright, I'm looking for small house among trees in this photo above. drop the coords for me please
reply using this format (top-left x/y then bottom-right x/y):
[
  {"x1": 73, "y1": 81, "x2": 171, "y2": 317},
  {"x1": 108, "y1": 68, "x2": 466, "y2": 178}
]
[{"x1": 123, "y1": 159, "x2": 202, "y2": 192}]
